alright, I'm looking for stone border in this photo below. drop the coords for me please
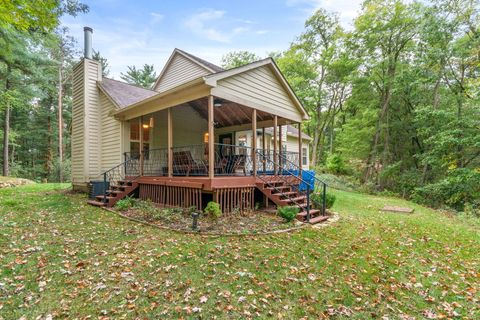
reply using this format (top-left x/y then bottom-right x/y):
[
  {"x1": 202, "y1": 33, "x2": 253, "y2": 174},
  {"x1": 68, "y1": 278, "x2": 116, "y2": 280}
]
[
  {"x1": 311, "y1": 212, "x2": 340, "y2": 229},
  {"x1": 103, "y1": 207, "x2": 312, "y2": 237}
]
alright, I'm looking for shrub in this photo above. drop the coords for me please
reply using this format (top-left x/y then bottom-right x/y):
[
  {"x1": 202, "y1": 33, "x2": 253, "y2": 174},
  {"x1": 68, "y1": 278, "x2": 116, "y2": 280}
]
[
  {"x1": 310, "y1": 192, "x2": 336, "y2": 209},
  {"x1": 277, "y1": 206, "x2": 299, "y2": 222},
  {"x1": 326, "y1": 153, "x2": 347, "y2": 174},
  {"x1": 115, "y1": 196, "x2": 136, "y2": 211},
  {"x1": 412, "y1": 169, "x2": 480, "y2": 211},
  {"x1": 204, "y1": 201, "x2": 222, "y2": 219}
]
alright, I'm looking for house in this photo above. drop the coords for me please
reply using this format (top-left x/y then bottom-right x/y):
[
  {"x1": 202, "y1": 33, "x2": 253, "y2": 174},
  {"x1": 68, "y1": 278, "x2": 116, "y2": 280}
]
[{"x1": 72, "y1": 27, "x2": 327, "y2": 223}]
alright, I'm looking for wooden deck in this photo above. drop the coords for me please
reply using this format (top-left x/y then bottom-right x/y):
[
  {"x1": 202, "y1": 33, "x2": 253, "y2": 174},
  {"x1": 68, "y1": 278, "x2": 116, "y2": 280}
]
[
  {"x1": 135, "y1": 175, "x2": 257, "y2": 191},
  {"x1": 88, "y1": 174, "x2": 327, "y2": 223}
]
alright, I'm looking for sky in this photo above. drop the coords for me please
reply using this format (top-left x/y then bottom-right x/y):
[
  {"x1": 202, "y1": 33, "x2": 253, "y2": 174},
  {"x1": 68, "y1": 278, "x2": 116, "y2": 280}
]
[{"x1": 62, "y1": 0, "x2": 362, "y2": 79}]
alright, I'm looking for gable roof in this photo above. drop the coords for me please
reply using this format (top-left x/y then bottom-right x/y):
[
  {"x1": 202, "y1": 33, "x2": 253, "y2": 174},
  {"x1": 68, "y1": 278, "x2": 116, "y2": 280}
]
[
  {"x1": 98, "y1": 78, "x2": 158, "y2": 109},
  {"x1": 176, "y1": 49, "x2": 224, "y2": 73},
  {"x1": 204, "y1": 58, "x2": 309, "y2": 120},
  {"x1": 152, "y1": 48, "x2": 223, "y2": 91}
]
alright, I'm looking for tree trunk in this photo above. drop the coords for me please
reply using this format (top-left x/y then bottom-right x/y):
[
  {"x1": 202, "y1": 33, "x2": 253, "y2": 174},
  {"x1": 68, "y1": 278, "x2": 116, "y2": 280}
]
[
  {"x1": 3, "y1": 105, "x2": 10, "y2": 176},
  {"x1": 58, "y1": 61, "x2": 64, "y2": 183},
  {"x1": 45, "y1": 113, "x2": 53, "y2": 180}
]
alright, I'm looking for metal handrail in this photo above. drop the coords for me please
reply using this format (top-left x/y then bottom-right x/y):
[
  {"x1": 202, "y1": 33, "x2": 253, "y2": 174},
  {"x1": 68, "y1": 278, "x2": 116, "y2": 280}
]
[
  {"x1": 277, "y1": 152, "x2": 328, "y2": 215},
  {"x1": 255, "y1": 149, "x2": 315, "y2": 221},
  {"x1": 101, "y1": 156, "x2": 141, "y2": 203}
]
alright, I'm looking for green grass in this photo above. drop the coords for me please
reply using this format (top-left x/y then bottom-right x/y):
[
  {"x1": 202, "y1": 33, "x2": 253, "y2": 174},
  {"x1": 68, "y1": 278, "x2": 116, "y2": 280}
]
[{"x1": 0, "y1": 184, "x2": 478, "y2": 319}]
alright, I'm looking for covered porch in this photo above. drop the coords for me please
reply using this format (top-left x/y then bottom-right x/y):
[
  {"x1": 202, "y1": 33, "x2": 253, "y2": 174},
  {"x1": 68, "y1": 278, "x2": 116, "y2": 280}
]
[{"x1": 123, "y1": 95, "x2": 305, "y2": 179}]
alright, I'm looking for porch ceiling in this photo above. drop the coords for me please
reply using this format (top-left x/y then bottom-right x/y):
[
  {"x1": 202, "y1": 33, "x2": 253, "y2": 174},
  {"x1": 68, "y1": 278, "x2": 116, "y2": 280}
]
[{"x1": 188, "y1": 97, "x2": 280, "y2": 129}]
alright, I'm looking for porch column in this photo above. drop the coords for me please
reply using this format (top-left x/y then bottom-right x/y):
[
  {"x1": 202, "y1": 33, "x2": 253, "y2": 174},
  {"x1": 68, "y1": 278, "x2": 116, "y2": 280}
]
[
  {"x1": 140, "y1": 116, "x2": 144, "y2": 176},
  {"x1": 167, "y1": 108, "x2": 173, "y2": 177},
  {"x1": 273, "y1": 115, "x2": 278, "y2": 175},
  {"x1": 262, "y1": 127, "x2": 266, "y2": 173},
  {"x1": 208, "y1": 95, "x2": 214, "y2": 179},
  {"x1": 278, "y1": 124, "x2": 283, "y2": 171},
  {"x1": 252, "y1": 109, "x2": 257, "y2": 177},
  {"x1": 298, "y1": 122, "x2": 302, "y2": 174}
]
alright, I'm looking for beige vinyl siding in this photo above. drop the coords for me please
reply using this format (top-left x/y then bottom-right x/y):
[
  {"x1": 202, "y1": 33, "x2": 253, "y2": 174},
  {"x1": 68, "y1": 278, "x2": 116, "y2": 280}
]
[
  {"x1": 71, "y1": 58, "x2": 102, "y2": 186},
  {"x1": 285, "y1": 135, "x2": 309, "y2": 170},
  {"x1": 148, "y1": 105, "x2": 207, "y2": 149},
  {"x1": 215, "y1": 65, "x2": 303, "y2": 122},
  {"x1": 71, "y1": 61, "x2": 85, "y2": 184},
  {"x1": 154, "y1": 54, "x2": 210, "y2": 93},
  {"x1": 84, "y1": 59, "x2": 102, "y2": 178},
  {"x1": 232, "y1": 127, "x2": 310, "y2": 169},
  {"x1": 100, "y1": 92, "x2": 122, "y2": 171}
]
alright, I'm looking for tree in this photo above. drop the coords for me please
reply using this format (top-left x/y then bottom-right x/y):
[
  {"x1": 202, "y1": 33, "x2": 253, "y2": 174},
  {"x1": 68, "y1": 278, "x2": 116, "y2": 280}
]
[
  {"x1": 120, "y1": 64, "x2": 157, "y2": 88},
  {"x1": 221, "y1": 51, "x2": 261, "y2": 69},
  {"x1": 0, "y1": 0, "x2": 87, "y2": 176},
  {"x1": 51, "y1": 27, "x2": 78, "y2": 182},
  {"x1": 278, "y1": 9, "x2": 352, "y2": 166},
  {"x1": 0, "y1": 0, "x2": 87, "y2": 32},
  {"x1": 92, "y1": 50, "x2": 110, "y2": 76}
]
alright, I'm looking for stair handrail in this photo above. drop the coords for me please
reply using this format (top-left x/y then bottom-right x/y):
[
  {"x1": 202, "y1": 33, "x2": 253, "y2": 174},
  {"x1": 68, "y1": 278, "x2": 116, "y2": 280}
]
[
  {"x1": 276, "y1": 152, "x2": 328, "y2": 216},
  {"x1": 100, "y1": 156, "x2": 141, "y2": 204},
  {"x1": 255, "y1": 149, "x2": 314, "y2": 221}
]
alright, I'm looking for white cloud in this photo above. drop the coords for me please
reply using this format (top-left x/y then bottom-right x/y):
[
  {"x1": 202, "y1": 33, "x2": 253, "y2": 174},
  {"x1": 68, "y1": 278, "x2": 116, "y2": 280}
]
[
  {"x1": 183, "y1": 9, "x2": 250, "y2": 43},
  {"x1": 61, "y1": 19, "x2": 171, "y2": 79},
  {"x1": 255, "y1": 30, "x2": 269, "y2": 35},
  {"x1": 285, "y1": 0, "x2": 361, "y2": 29},
  {"x1": 150, "y1": 12, "x2": 164, "y2": 24}
]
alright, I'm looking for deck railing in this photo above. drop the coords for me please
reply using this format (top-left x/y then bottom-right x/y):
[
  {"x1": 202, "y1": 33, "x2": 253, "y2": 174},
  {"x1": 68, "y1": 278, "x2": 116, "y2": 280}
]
[{"x1": 122, "y1": 144, "x2": 301, "y2": 177}]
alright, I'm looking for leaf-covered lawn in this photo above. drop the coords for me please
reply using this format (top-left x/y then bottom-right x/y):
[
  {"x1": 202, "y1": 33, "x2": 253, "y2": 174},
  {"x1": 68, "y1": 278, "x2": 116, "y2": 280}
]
[{"x1": 0, "y1": 184, "x2": 478, "y2": 319}]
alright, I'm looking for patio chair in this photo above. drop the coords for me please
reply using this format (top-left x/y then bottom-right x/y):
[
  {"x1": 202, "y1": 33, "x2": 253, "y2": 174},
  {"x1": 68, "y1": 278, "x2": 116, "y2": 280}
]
[
  {"x1": 231, "y1": 154, "x2": 247, "y2": 176},
  {"x1": 172, "y1": 151, "x2": 207, "y2": 176}
]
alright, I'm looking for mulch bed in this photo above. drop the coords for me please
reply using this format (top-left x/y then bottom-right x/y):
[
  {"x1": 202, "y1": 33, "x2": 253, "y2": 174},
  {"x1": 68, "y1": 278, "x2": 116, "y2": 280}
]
[{"x1": 120, "y1": 208, "x2": 300, "y2": 235}]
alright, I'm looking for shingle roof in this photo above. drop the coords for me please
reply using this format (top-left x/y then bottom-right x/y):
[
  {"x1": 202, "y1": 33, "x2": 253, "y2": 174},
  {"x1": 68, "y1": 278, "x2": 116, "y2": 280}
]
[
  {"x1": 176, "y1": 49, "x2": 224, "y2": 73},
  {"x1": 98, "y1": 78, "x2": 158, "y2": 109}
]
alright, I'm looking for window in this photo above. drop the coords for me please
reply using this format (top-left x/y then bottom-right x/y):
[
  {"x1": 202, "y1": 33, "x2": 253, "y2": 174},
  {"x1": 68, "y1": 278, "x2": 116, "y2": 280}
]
[
  {"x1": 130, "y1": 118, "x2": 150, "y2": 158},
  {"x1": 302, "y1": 147, "x2": 308, "y2": 166}
]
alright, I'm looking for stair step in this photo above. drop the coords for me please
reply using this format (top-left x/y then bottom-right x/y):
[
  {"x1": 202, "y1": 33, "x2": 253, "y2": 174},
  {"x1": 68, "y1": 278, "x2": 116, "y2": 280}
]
[
  {"x1": 281, "y1": 195, "x2": 306, "y2": 204},
  {"x1": 87, "y1": 200, "x2": 106, "y2": 207},
  {"x1": 107, "y1": 189, "x2": 124, "y2": 194},
  {"x1": 266, "y1": 185, "x2": 290, "y2": 191},
  {"x1": 297, "y1": 209, "x2": 321, "y2": 218},
  {"x1": 308, "y1": 216, "x2": 329, "y2": 224},
  {"x1": 277, "y1": 191, "x2": 297, "y2": 196},
  {"x1": 95, "y1": 195, "x2": 116, "y2": 201}
]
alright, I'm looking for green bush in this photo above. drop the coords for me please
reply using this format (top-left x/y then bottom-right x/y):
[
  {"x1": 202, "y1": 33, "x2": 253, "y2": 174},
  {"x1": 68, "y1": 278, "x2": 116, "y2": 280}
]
[
  {"x1": 310, "y1": 192, "x2": 336, "y2": 209},
  {"x1": 115, "y1": 196, "x2": 136, "y2": 211},
  {"x1": 277, "y1": 206, "x2": 299, "y2": 222},
  {"x1": 204, "y1": 201, "x2": 222, "y2": 219},
  {"x1": 326, "y1": 153, "x2": 347, "y2": 174},
  {"x1": 412, "y1": 169, "x2": 480, "y2": 211}
]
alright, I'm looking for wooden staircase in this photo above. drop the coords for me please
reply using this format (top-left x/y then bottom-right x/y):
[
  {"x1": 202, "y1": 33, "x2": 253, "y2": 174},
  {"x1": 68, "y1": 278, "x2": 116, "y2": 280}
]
[
  {"x1": 256, "y1": 178, "x2": 328, "y2": 225},
  {"x1": 87, "y1": 180, "x2": 139, "y2": 208}
]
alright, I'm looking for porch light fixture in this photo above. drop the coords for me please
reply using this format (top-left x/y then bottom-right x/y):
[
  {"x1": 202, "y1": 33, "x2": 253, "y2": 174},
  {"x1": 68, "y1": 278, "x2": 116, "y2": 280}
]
[
  {"x1": 142, "y1": 124, "x2": 149, "y2": 129},
  {"x1": 204, "y1": 132, "x2": 209, "y2": 143},
  {"x1": 149, "y1": 116, "x2": 154, "y2": 128},
  {"x1": 214, "y1": 98, "x2": 223, "y2": 107}
]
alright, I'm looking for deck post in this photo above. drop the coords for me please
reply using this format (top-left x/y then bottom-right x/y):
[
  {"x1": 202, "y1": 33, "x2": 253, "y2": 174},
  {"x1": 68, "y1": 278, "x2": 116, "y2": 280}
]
[
  {"x1": 167, "y1": 108, "x2": 173, "y2": 177},
  {"x1": 208, "y1": 95, "x2": 214, "y2": 179},
  {"x1": 273, "y1": 115, "x2": 278, "y2": 175},
  {"x1": 298, "y1": 122, "x2": 302, "y2": 175},
  {"x1": 140, "y1": 116, "x2": 144, "y2": 176},
  {"x1": 252, "y1": 108, "x2": 257, "y2": 177},
  {"x1": 262, "y1": 127, "x2": 266, "y2": 173},
  {"x1": 278, "y1": 124, "x2": 283, "y2": 172}
]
